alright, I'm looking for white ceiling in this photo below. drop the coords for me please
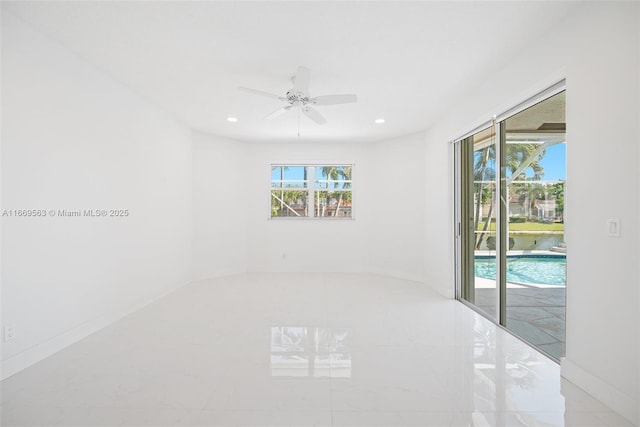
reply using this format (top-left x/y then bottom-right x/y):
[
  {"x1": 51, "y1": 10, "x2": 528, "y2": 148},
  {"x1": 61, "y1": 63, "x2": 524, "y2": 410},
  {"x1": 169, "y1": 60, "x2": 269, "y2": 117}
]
[{"x1": 3, "y1": 1, "x2": 579, "y2": 143}]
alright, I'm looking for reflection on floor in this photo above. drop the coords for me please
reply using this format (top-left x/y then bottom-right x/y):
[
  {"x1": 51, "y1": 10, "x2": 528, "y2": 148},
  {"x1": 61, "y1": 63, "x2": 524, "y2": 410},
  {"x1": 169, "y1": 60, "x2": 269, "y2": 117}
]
[
  {"x1": 1, "y1": 274, "x2": 630, "y2": 426},
  {"x1": 270, "y1": 327, "x2": 352, "y2": 378},
  {"x1": 476, "y1": 287, "x2": 566, "y2": 360}
]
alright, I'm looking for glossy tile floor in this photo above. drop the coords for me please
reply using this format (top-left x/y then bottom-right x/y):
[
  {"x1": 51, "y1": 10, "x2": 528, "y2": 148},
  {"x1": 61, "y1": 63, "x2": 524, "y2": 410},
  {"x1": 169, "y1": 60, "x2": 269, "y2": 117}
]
[{"x1": 1, "y1": 273, "x2": 633, "y2": 426}]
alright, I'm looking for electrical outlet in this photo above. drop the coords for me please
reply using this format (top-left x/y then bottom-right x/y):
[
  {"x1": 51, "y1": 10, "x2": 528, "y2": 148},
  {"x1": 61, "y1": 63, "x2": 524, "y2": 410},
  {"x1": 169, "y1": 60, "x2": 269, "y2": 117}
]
[{"x1": 4, "y1": 326, "x2": 15, "y2": 342}]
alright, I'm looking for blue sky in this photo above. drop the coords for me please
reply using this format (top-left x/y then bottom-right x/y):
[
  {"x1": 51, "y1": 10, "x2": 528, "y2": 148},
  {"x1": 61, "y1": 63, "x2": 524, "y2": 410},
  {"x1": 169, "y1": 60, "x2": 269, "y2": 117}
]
[
  {"x1": 539, "y1": 143, "x2": 566, "y2": 181},
  {"x1": 272, "y1": 145, "x2": 566, "y2": 182}
]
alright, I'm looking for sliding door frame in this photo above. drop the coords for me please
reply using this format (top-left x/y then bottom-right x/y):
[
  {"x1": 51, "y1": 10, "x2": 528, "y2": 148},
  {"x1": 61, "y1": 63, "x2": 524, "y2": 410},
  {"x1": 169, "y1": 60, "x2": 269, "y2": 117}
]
[{"x1": 453, "y1": 80, "x2": 566, "y2": 329}]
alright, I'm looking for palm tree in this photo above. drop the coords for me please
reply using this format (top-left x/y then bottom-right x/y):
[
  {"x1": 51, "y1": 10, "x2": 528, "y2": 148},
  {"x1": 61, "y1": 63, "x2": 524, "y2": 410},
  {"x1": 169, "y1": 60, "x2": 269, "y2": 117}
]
[
  {"x1": 473, "y1": 143, "x2": 546, "y2": 248},
  {"x1": 474, "y1": 146, "x2": 496, "y2": 249},
  {"x1": 505, "y1": 143, "x2": 545, "y2": 180},
  {"x1": 505, "y1": 143, "x2": 546, "y2": 223},
  {"x1": 320, "y1": 166, "x2": 352, "y2": 217},
  {"x1": 302, "y1": 166, "x2": 308, "y2": 216},
  {"x1": 273, "y1": 166, "x2": 288, "y2": 215},
  {"x1": 548, "y1": 181, "x2": 565, "y2": 220},
  {"x1": 333, "y1": 166, "x2": 352, "y2": 217},
  {"x1": 320, "y1": 166, "x2": 339, "y2": 216}
]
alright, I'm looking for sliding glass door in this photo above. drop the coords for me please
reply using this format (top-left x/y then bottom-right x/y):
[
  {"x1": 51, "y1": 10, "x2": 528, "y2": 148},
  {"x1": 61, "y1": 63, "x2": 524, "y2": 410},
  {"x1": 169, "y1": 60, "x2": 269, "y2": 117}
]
[
  {"x1": 458, "y1": 126, "x2": 498, "y2": 321},
  {"x1": 455, "y1": 88, "x2": 566, "y2": 361}
]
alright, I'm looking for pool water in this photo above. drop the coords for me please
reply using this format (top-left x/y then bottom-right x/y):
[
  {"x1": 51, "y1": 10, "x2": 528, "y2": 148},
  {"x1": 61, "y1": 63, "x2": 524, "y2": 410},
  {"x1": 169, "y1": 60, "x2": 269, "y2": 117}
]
[{"x1": 475, "y1": 255, "x2": 566, "y2": 286}]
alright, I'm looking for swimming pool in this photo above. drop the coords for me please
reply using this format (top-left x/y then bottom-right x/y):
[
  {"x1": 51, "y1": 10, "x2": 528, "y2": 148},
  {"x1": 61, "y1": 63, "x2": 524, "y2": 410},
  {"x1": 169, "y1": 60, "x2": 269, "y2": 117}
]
[{"x1": 475, "y1": 254, "x2": 566, "y2": 286}]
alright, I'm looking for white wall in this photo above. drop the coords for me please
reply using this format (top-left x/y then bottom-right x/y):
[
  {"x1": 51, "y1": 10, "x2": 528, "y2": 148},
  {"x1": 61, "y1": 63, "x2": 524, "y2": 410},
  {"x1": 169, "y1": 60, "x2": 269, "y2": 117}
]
[
  {"x1": 1, "y1": 12, "x2": 193, "y2": 378},
  {"x1": 424, "y1": 2, "x2": 640, "y2": 424},
  {"x1": 244, "y1": 141, "x2": 370, "y2": 274},
  {"x1": 242, "y1": 134, "x2": 426, "y2": 282},
  {"x1": 365, "y1": 133, "x2": 427, "y2": 281},
  {"x1": 192, "y1": 132, "x2": 248, "y2": 280},
  {"x1": 423, "y1": 131, "x2": 454, "y2": 299}
]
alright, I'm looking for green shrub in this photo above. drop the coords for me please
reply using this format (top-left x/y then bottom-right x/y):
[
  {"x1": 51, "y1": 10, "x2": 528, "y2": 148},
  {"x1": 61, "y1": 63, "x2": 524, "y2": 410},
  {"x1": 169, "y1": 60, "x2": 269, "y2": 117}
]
[{"x1": 509, "y1": 216, "x2": 527, "y2": 223}]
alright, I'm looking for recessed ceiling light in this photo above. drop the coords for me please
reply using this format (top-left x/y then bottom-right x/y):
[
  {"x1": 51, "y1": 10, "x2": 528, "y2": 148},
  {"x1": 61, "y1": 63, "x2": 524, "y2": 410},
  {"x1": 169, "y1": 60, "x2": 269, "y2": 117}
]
[
  {"x1": 227, "y1": 117, "x2": 238, "y2": 123},
  {"x1": 375, "y1": 118, "x2": 385, "y2": 124}
]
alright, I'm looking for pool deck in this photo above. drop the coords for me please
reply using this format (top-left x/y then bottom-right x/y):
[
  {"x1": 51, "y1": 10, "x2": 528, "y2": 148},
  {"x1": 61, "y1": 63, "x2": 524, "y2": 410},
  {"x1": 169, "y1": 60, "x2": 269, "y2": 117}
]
[
  {"x1": 474, "y1": 285, "x2": 565, "y2": 361},
  {"x1": 471, "y1": 251, "x2": 566, "y2": 361}
]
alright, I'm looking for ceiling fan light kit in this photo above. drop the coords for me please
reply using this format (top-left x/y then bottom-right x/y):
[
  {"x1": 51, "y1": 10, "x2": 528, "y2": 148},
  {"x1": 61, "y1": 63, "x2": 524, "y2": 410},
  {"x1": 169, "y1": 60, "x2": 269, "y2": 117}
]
[{"x1": 238, "y1": 66, "x2": 357, "y2": 127}]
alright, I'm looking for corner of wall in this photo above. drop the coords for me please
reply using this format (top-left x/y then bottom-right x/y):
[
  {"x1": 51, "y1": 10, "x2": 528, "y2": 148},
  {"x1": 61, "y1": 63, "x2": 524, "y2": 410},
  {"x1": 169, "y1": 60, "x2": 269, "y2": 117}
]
[{"x1": 191, "y1": 132, "x2": 250, "y2": 281}]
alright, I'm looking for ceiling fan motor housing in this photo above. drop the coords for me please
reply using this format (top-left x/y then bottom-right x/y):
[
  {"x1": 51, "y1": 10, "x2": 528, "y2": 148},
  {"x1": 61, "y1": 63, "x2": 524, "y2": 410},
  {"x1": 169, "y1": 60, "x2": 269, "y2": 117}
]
[{"x1": 286, "y1": 90, "x2": 309, "y2": 105}]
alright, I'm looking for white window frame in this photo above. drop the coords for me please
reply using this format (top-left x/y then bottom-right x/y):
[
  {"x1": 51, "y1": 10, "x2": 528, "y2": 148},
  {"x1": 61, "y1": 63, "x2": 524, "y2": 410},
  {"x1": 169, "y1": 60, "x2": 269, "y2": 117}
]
[{"x1": 269, "y1": 163, "x2": 354, "y2": 220}]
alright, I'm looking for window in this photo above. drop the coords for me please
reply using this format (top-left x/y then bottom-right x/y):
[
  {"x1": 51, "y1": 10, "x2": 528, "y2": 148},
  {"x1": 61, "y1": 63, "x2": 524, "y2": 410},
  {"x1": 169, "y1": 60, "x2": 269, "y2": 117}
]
[{"x1": 270, "y1": 165, "x2": 353, "y2": 218}]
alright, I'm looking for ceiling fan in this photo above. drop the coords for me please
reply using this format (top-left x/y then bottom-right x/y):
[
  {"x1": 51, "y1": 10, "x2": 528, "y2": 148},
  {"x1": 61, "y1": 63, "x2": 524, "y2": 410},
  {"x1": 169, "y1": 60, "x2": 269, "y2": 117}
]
[{"x1": 238, "y1": 66, "x2": 357, "y2": 125}]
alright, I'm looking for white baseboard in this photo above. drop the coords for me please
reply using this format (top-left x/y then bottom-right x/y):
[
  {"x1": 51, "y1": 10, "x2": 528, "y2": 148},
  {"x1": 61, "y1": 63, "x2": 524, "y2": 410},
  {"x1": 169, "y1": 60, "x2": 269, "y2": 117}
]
[
  {"x1": 1, "y1": 281, "x2": 189, "y2": 381},
  {"x1": 368, "y1": 268, "x2": 425, "y2": 285},
  {"x1": 421, "y1": 272, "x2": 454, "y2": 299},
  {"x1": 561, "y1": 357, "x2": 639, "y2": 426}
]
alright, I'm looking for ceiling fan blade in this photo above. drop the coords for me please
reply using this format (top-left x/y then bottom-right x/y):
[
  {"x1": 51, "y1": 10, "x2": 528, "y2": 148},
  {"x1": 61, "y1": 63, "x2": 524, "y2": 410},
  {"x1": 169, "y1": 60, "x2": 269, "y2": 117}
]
[
  {"x1": 310, "y1": 94, "x2": 357, "y2": 105},
  {"x1": 265, "y1": 106, "x2": 292, "y2": 119},
  {"x1": 293, "y1": 66, "x2": 311, "y2": 96},
  {"x1": 238, "y1": 86, "x2": 285, "y2": 101},
  {"x1": 302, "y1": 106, "x2": 326, "y2": 125}
]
